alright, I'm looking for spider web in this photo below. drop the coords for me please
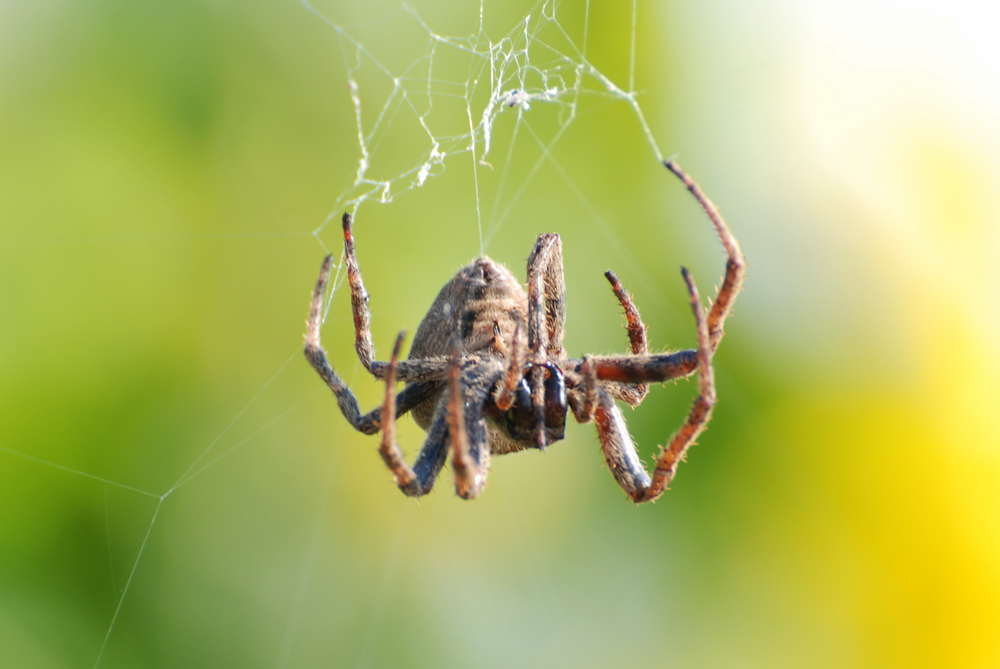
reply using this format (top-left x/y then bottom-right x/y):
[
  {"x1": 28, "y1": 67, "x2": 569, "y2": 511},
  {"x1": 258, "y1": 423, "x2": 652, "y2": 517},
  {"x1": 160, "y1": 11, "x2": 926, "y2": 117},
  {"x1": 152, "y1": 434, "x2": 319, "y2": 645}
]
[
  {"x1": 1, "y1": 1, "x2": 681, "y2": 666},
  {"x1": 301, "y1": 0, "x2": 665, "y2": 295}
]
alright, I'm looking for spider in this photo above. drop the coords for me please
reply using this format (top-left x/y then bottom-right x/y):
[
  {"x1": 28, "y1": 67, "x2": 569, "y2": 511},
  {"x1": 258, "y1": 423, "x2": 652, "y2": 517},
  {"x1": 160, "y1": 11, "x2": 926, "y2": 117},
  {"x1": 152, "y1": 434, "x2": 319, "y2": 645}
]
[{"x1": 304, "y1": 160, "x2": 744, "y2": 503}]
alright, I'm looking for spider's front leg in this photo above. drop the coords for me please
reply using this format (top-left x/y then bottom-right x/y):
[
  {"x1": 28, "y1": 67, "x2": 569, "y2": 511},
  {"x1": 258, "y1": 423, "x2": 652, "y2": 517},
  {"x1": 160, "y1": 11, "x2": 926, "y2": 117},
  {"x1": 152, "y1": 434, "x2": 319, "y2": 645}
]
[
  {"x1": 589, "y1": 268, "x2": 715, "y2": 503},
  {"x1": 525, "y1": 233, "x2": 566, "y2": 447},
  {"x1": 603, "y1": 270, "x2": 650, "y2": 407},
  {"x1": 664, "y1": 160, "x2": 746, "y2": 353},
  {"x1": 304, "y1": 255, "x2": 437, "y2": 435},
  {"x1": 526, "y1": 233, "x2": 566, "y2": 359}
]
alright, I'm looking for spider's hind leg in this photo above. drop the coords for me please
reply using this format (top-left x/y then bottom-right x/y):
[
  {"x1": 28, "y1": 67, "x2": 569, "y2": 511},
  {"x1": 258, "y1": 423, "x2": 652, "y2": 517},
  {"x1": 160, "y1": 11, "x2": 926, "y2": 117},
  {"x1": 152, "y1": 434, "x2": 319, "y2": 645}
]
[
  {"x1": 376, "y1": 335, "x2": 451, "y2": 497},
  {"x1": 377, "y1": 335, "x2": 496, "y2": 499},
  {"x1": 446, "y1": 346, "x2": 495, "y2": 500},
  {"x1": 340, "y1": 212, "x2": 382, "y2": 375},
  {"x1": 378, "y1": 333, "x2": 421, "y2": 495}
]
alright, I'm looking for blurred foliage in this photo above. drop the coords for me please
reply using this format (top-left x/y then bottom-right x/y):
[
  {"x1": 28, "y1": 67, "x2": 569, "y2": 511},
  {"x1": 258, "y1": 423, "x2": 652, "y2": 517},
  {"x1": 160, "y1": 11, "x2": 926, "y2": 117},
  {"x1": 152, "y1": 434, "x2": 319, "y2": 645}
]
[{"x1": 1, "y1": 0, "x2": 998, "y2": 667}]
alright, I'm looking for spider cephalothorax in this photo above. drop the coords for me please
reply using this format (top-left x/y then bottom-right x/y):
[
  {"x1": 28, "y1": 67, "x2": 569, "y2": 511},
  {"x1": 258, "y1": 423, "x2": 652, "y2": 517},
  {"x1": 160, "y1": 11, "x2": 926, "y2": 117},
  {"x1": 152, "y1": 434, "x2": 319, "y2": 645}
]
[{"x1": 304, "y1": 161, "x2": 744, "y2": 503}]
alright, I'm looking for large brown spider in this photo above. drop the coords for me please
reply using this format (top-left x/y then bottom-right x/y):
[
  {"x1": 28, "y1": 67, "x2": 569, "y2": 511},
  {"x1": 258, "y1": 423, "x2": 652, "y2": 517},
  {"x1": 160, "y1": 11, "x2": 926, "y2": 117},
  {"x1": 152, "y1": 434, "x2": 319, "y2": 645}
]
[{"x1": 304, "y1": 161, "x2": 744, "y2": 503}]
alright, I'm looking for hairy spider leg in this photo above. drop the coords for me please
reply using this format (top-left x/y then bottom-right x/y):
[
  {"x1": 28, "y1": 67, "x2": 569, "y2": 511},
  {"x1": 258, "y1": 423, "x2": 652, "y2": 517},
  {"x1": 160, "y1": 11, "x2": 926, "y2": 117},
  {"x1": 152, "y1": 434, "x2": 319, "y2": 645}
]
[
  {"x1": 567, "y1": 164, "x2": 740, "y2": 502},
  {"x1": 409, "y1": 402, "x2": 452, "y2": 495},
  {"x1": 602, "y1": 270, "x2": 650, "y2": 407},
  {"x1": 525, "y1": 233, "x2": 566, "y2": 359},
  {"x1": 525, "y1": 233, "x2": 566, "y2": 447},
  {"x1": 592, "y1": 268, "x2": 715, "y2": 503},
  {"x1": 639, "y1": 268, "x2": 715, "y2": 501},
  {"x1": 341, "y1": 212, "x2": 378, "y2": 375},
  {"x1": 575, "y1": 355, "x2": 598, "y2": 422},
  {"x1": 604, "y1": 270, "x2": 648, "y2": 355},
  {"x1": 378, "y1": 332, "x2": 464, "y2": 497},
  {"x1": 379, "y1": 333, "x2": 420, "y2": 494},
  {"x1": 584, "y1": 350, "x2": 699, "y2": 383},
  {"x1": 572, "y1": 161, "x2": 743, "y2": 407},
  {"x1": 304, "y1": 255, "x2": 438, "y2": 435},
  {"x1": 493, "y1": 322, "x2": 524, "y2": 411},
  {"x1": 592, "y1": 385, "x2": 650, "y2": 495},
  {"x1": 339, "y1": 212, "x2": 463, "y2": 384},
  {"x1": 380, "y1": 341, "x2": 498, "y2": 499},
  {"x1": 664, "y1": 160, "x2": 746, "y2": 353},
  {"x1": 446, "y1": 345, "x2": 493, "y2": 499}
]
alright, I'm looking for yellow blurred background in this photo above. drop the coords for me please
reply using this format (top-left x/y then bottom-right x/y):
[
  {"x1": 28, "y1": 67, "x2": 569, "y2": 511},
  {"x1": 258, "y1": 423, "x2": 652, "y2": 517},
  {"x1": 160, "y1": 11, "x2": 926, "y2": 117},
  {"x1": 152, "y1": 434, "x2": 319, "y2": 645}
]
[{"x1": 1, "y1": 0, "x2": 998, "y2": 667}]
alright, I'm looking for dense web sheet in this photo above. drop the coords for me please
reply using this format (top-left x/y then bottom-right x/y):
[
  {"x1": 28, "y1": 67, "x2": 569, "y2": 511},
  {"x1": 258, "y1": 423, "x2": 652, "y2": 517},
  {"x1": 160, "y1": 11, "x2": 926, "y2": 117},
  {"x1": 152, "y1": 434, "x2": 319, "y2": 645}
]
[{"x1": 2, "y1": 1, "x2": 672, "y2": 665}]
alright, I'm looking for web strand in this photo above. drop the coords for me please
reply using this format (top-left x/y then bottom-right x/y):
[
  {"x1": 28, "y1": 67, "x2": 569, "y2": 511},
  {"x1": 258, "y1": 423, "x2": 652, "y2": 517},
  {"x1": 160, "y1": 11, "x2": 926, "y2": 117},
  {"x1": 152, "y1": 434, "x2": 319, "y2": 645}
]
[
  {"x1": 93, "y1": 498, "x2": 164, "y2": 668},
  {"x1": 166, "y1": 347, "x2": 303, "y2": 496},
  {"x1": 629, "y1": 0, "x2": 638, "y2": 93},
  {"x1": 0, "y1": 446, "x2": 160, "y2": 499},
  {"x1": 104, "y1": 485, "x2": 118, "y2": 598},
  {"x1": 518, "y1": 118, "x2": 678, "y2": 317}
]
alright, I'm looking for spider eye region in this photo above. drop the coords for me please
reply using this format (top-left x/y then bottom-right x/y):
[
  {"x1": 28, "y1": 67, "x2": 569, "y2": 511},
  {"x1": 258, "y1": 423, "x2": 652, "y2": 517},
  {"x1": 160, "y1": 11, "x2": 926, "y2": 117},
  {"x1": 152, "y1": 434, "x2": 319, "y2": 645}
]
[{"x1": 488, "y1": 363, "x2": 567, "y2": 448}]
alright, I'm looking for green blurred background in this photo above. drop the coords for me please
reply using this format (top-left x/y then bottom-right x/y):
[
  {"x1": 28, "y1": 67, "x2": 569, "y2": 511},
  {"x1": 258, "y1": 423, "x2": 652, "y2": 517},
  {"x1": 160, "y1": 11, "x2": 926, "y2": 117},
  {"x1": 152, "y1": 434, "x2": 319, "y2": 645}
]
[{"x1": 2, "y1": 0, "x2": 999, "y2": 667}]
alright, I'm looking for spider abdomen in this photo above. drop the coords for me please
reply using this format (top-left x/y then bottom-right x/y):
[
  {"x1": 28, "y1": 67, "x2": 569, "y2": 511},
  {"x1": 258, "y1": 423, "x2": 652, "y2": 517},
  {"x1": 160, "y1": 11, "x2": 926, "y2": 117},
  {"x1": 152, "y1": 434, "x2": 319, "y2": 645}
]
[
  {"x1": 407, "y1": 256, "x2": 529, "y2": 433},
  {"x1": 409, "y1": 256, "x2": 528, "y2": 360}
]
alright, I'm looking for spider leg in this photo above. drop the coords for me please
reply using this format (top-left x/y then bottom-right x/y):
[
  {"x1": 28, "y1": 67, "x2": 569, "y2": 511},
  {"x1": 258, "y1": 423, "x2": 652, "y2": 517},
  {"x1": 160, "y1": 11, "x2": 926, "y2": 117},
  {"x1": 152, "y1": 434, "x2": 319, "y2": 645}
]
[
  {"x1": 603, "y1": 270, "x2": 649, "y2": 407},
  {"x1": 526, "y1": 233, "x2": 566, "y2": 359},
  {"x1": 446, "y1": 345, "x2": 492, "y2": 499},
  {"x1": 564, "y1": 346, "x2": 699, "y2": 389},
  {"x1": 377, "y1": 333, "x2": 457, "y2": 497},
  {"x1": 639, "y1": 268, "x2": 715, "y2": 501},
  {"x1": 593, "y1": 385, "x2": 651, "y2": 497},
  {"x1": 339, "y1": 212, "x2": 381, "y2": 375},
  {"x1": 604, "y1": 271, "x2": 648, "y2": 355},
  {"x1": 592, "y1": 268, "x2": 715, "y2": 503},
  {"x1": 409, "y1": 401, "x2": 451, "y2": 495},
  {"x1": 567, "y1": 355, "x2": 598, "y2": 423},
  {"x1": 493, "y1": 322, "x2": 524, "y2": 411},
  {"x1": 391, "y1": 357, "x2": 455, "y2": 382},
  {"x1": 525, "y1": 233, "x2": 566, "y2": 447},
  {"x1": 377, "y1": 333, "x2": 420, "y2": 494},
  {"x1": 306, "y1": 248, "x2": 455, "y2": 385},
  {"x1": 664, "y1": 160, "x2": 746, "y2": 353},
  {"x1": 304, "y1": 257, "x2": 437, "y2": 434},
  {"x1": 585, "y1": 350, "x2": 698, "y2": 384},
  {"x1": 375, "y1": 333, "x2": 497, "y2": 499}
]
